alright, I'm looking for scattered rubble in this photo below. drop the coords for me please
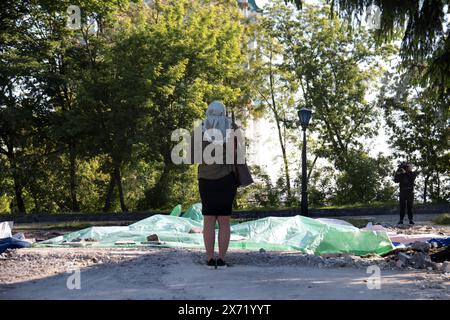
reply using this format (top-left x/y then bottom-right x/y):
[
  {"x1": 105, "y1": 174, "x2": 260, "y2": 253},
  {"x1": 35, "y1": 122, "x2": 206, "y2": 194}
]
[
  {"x1": 61, "y1": 237, "x2": 98, "y2": 247},
  {"x1": 0, "y1": 247, "x2": 170, "y2": 284},
  {"x1": 359, "y1": 223, "x2": 450, "y2": 273},
  {"x1": 412, "y1": 241, "x2": 431, "y2": 253},
  {"x1": 411, "y1": 252, "x2": 434, "y2": 269},
  {"x1": 3, "y1": 221, "x2": 449, "y2": 276},
  {"x1": 384, "y1": 244, "x2": 450, "y2": 272},
  {"x1": 443, "y1": 261, "x2": 450, "y2": 273},
  {"x1": 395, "y1": 251, "x2": 435, "y2": 270},
  {"x1": 114, "y1": 240, "x2": 137, "y2": 245},
  {"x1": 430, "y1": 246, "x2": 450, "y2": 263},
  {"x1": 147, "y1": 234, "x2": 160, "y2": 241},
  {"x1": 188, "y1": 227, "x2": 202, "y2": 234},
  {"x1": 1, "y1": 247, "x2": 448, "y2": 300}
]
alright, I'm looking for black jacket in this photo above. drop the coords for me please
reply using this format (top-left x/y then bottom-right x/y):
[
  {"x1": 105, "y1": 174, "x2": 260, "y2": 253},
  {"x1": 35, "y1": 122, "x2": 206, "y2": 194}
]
[{"x1": 394, "y1": 171, "x2": 417, "y2": 192}]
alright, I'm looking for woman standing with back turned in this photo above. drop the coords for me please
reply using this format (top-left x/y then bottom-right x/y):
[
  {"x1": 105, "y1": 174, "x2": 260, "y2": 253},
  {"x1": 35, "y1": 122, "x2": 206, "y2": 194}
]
[{"x1": 194, "y1": 101, "x2": 243, "y2": 269}]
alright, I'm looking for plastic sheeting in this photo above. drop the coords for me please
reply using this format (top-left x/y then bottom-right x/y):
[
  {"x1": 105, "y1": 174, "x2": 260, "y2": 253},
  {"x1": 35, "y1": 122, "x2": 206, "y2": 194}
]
[
  {"x1": 181, "y1": 203, "x2": 203, "y2": 222},
  {"x1": 36, "y1": 204, "x2": 394, "y2": 256},
  {"x1": 386, "y1": 233, "x2": 448, "y2": 244},
  {"x1": 363, "y1": 222, "x2": 449, "y2": 245},
  {"x1": 0, "y1": 221, "x2": 13, "y2": 239},
  {"x1": 169, "y1": 205, "x2": 182, "y2": 217},
  {"x1": 427, "y1": 237, "x2": 450, "y2": 248},
  {"x1": 0, "y1": 222, "x2": 32, "y2": 254},
  {"x1": 0, "y1": 237, "x2": 32, "y2": 254}
]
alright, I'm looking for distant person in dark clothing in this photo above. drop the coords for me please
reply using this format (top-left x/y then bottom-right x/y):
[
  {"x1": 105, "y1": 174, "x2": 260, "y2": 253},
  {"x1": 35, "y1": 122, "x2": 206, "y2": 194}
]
[{"x1": 394, "y1": 163, "x2": 418, "y2": 225}]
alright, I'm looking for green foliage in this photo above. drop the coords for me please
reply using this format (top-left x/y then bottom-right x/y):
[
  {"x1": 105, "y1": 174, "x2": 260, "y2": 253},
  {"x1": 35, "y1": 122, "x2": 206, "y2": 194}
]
[
  {"x1": 1, "y1": 0, "x2": 446, "y2": 213},
  {"x1": 135, "y1": 0, "x2": 246, "y2": 209},
  {"x1": 76, "y1": 156, "x2": 111, "y2": 212},
  {"x1": 0, "y1": 194, "x2": 11, "y2": 213},
  {"x1": 285, "y1": 0, "x2": 450, "y2": 104},
  {"x1": 333, "y1": 150, "x2": 395, "y2": 205},
  {"x1": 235, "y1": 166, "x2": 282, "y2": 209},
  {"x1": 380, "y1": 70, "x2": 450, "y2": 203},
  {"x1": 268, "y1": 2, "x2": 395, "y2": 168},
  {"x1": 243, "y1": 1, "x2": 399, "y2": 207},
  {"x1": 307, "y1": 165, "x2": 335, "y2": 207},
  {"x1": 0, "y1": 0, "x2": 248, "y2": 213}
]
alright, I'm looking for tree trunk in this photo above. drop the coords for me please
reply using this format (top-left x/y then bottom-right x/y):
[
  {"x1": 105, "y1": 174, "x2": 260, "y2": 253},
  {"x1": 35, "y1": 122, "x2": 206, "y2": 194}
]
[
  {"x1": 430, "y1": 177, "x2": 434, "y2": 202},
  {"x1": 307, "y1": 154, "x2": 319, "y2": 181},
  {"x1": 436, "y1": 172, "x2": 441, "y2": 200},
  {"x1": 13, "y1": 175, "x2": 26, "y2": 214},
  {"x1": 268, "y1": 50, "x2": 292, "y2": 202},
  {"x1": 114, "y1": 164, "x2": 128, "y2": 212},
  {"x1": 9, "y1": 155, "x2": 26, "y2": 214},
  {"x1": 103, "y1": 172, "x2": 116, "y2": 212},
  {"x1": 274, "y1": 114, "x2": 292, "y2": 202},
  {"x1": 143, "y1": 162, "x2": 172, "y2": 209},
  {"x1": 32, "y1": 192, "x2": 40, "y2": 213},
  {"x1": 69, "y1": 144, "x2": 80, "y2": 212},
  {"x1": 423, "y1": 175, "x2": 429, "y2": 204}
]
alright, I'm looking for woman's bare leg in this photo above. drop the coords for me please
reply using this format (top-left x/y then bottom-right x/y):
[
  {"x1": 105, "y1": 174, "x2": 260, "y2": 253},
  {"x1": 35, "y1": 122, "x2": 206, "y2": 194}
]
[
  {"x1": 217, "y1": 215, "x2": 231, "y2": 260},
  {"x1": 203, "y1": 215, "x2": 217, "y2": 260}
]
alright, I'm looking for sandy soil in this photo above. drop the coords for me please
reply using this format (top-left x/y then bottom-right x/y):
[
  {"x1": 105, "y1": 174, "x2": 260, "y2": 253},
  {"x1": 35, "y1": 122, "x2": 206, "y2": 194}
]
[{"x1": 1, "y1": 247, "x2": 449, "y2": 300}]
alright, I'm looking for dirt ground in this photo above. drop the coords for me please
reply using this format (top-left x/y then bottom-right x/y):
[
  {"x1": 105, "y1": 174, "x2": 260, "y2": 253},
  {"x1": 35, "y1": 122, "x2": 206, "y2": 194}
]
[
  {"x1": 1, "y1": 214, "x2": 449, "y2": 300},
  {"x1": 0, "y1": 247, "x2": 449, "y2": 300}
]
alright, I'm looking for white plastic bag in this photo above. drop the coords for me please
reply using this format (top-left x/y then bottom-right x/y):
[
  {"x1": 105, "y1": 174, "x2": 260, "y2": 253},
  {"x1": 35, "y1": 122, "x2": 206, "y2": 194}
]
[
  {"x1": 12, "y1": 232, "x2": 25, "y2": 240},
  {"x1": 0, "y1": 221, "x2": 13, "y2": 239}
]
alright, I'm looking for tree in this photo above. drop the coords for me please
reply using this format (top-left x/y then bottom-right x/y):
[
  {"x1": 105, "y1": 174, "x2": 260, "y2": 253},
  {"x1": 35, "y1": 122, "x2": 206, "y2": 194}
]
[
  {"x1": 286, "y1": 0, "x2": 450, "y2": 105},
  {"x1": 303, "y1": 164, "x2": 334, "y2": 207},
  {"x1": 334, "y1": 150, "x2": 395, "y2": 204},
  {"x1": 0, "y1": 0, "x2": 134, "y2": 213},
  {"x1": 138, "y1": 0, "x2": 246, "y2": 209},
  {"x1": 73, "y1": 1, "x2": 156, "y2": 212},
  {"x1": 0, "y1": 0, "x2": 44, "y2": 214},
  {"x1": 0, "y1": 0, "x2": 252, "y2": 213},
  {"x1": 250, "y1": 13, "x2": 299, "y2": 204},
  {"x1": 235, "y1": 165, "x2": 282, "y2": 209},
  {"x1": 380, "y1": 71, "x2": 449, "y2": 203},
  {"x1": 258, "y1": 2, "x2": 396, "y2": 205}
]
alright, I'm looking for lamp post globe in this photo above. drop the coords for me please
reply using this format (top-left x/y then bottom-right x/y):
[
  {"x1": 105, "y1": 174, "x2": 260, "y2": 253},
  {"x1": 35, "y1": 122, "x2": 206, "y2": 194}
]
[{"x1": 298, "y1": 107, "x2": 312, "y2": 130}]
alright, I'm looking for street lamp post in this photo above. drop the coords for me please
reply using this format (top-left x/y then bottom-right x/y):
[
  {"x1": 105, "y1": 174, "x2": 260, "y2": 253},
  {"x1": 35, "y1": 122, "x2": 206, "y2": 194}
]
[{"x1": 298, "y1": 107, "x2": 312, "y2": 216}]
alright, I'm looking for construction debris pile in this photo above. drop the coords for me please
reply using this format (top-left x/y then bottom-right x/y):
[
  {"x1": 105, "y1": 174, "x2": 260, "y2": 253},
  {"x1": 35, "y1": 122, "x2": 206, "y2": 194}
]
[
  {"x1": 34, "y1": 203, "x2": 394, "y2": 256},
  {"x1": 1, "y1": 203, "x2": 449, "y2": 274},
  {"x1": 378, "y1": 226, "x2": 450, "y2": 272}
]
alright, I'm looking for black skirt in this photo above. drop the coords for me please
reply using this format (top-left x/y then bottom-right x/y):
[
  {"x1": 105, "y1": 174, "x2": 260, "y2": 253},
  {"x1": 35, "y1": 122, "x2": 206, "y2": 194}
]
[{"x1": 198, "y1": 173, "x2": 238, "y2": 216}]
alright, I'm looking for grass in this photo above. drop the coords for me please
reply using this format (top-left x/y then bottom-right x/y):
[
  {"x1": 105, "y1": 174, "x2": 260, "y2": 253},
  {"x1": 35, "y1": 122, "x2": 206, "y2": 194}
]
[{"x1": 434, "y1": 213, "x2": 450, "y2": 225}]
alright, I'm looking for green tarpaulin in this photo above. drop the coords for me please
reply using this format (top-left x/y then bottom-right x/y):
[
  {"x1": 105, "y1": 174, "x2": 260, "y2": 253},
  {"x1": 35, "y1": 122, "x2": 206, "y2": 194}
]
[{"x1": 36, "y1": 203, "x2": 394, "y2": 256}]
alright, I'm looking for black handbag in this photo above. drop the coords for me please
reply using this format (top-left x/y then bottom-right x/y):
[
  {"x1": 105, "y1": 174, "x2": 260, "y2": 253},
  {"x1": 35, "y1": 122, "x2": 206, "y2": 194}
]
[
  {"x1": 233, "y1": 163, "x2": 254, "y2": 188},
  {"x1": 231, "y1": 119, "x2": 254, "y2": 188}
]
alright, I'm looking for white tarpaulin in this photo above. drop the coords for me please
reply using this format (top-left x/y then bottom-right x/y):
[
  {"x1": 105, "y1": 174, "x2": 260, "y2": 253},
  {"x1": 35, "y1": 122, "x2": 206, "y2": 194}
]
[{"x1": 362, "y1": 222, "x2": 448, "y2": 244}]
